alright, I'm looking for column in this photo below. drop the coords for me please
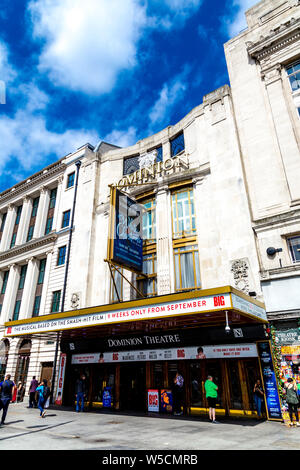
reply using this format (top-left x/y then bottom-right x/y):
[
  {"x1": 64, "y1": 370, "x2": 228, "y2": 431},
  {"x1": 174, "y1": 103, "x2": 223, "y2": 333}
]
[
  {"x1": 162, "y1": 139, "x2": 171, "y2": 161},
  {"x1": 0, "y1": 204, "x2": 16, "y2": 252},
  {"x1": 19, "y1": 257, "x2": 39, "y2": 320},
  {"x1": 52, "y1": 176, "x2": 64, "y2": 232},
  {"x1": 0, "y1": 264, "x2": 20, "y2": 323},
  {"x1": 39, "y1": 250, "x2": 53, "y2": 316},
  {"x1": 33, "y1": 186, "x2": 50, "y2": 239},
  {"x1": 263, "y1": 64, "x2": 300, "y2": 202},
  {"x1": 15, "y1": 196, "x2": 33, "y2": 245},
  {"x1": 156, "y1": 185, "x2": 173, "y2": 295}
]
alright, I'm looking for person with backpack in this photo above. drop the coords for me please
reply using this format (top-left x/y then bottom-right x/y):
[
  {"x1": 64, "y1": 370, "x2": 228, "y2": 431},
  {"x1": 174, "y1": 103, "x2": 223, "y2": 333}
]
[
  {"x1": 285, "y1": 378, "x2": 300, "y2": 427},
  {"x1": 0, "y1": 374, "x2": 17, "y2": 425},
  {"x1": 36, "y1": 379, "x2": 50, "y2": 418}
]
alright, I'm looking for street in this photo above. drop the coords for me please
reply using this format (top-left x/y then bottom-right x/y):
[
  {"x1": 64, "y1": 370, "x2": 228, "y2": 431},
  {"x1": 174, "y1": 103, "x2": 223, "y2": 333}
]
[{"x1": 0, "y1": 403, "x2": 299, "y2": 451}]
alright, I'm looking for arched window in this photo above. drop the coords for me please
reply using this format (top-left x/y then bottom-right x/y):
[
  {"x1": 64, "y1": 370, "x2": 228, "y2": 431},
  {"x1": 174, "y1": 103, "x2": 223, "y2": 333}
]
[{"x1": 15, "y1": 340, "x2": 31, "y2": 386}]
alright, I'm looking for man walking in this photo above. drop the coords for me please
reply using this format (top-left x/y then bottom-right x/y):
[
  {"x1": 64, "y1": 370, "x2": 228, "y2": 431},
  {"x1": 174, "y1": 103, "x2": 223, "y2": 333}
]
[
  {"x1": 0, "y1": 374, "x2": 17, "y2": 425},
  {"x1": 75, "y1": 374, "x2": 87, "y2": 412},
  {"x1": 28, "y1": 376, "x2": 39, "y2": 408},
  {"x1": 205, "y1": 375, "x2": 219, "y2": 424}
]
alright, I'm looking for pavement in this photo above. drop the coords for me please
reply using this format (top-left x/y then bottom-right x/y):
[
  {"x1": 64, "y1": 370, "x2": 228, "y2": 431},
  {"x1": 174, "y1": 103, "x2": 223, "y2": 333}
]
[{"x1": 0, "y1": 402, "x2": 300, "y2": 451}]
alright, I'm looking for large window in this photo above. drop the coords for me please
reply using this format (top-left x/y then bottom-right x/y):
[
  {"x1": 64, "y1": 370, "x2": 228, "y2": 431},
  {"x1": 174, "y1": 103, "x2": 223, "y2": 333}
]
[
  {"x1": 171, "y1": 187, "x2": 200, "y2": 292},
  {"x1": 287, "y1": 61, "x2": 300, "y2": 92},
  {"x1": 142, "y1": 198, "x2": 156, "y2": 242},
  {"x1": 57, "y1": 246, "x2": 66, "y2": 266},
  {"x1": 51, "y1": 290, "x2": 61, "y2": 313},
  {"x1": 1, "y1": 271, "x2": 9, "y2": 295},
  {"x1": 174, "y1": 243, "x2": 201, "y2": 291},
  {"x1": 170, "y1": 132, "x2": 185, "y2": 157},
  {"x1": 62, "y1": 210, "x2": 71, "y2": 228},
  {"x1": 37, "y1": 259, "x2": 46, "y2": 284},
  {"x1": 137, "y1": 251, "x2": 157, "y2": 298},
  {"x1": 123, "y1": 146, "x2": 163, "y2": 176},
  {"x1": 18, "y1": 265, "x2": 27, "y2": 290},
  {"x1": 288, "y1": 236, "x2": 300, "y2": 263},
  {"x1": 286, "y1": 61, "x2": 300, "y2": 119},
  {"x1": 171, "y1": 188, "x2": 196, "y2": 239}
]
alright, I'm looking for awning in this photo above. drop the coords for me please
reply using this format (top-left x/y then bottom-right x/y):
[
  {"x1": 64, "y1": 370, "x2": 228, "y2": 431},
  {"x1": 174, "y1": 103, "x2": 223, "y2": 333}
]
[{"x1": 4, "y1": 286, "x2": 267, "y2": 341}]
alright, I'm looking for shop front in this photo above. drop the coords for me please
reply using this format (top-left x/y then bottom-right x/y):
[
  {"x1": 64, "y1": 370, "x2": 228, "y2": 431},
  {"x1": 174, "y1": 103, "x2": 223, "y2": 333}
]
[{"x1": 4, "y1": 286, "x2": 282, "y2": 421}]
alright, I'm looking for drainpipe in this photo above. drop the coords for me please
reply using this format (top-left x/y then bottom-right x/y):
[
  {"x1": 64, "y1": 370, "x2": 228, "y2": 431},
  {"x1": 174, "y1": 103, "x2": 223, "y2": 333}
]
[{"x1": 50, "y1": 160, "x2": 82, "y2": 403}]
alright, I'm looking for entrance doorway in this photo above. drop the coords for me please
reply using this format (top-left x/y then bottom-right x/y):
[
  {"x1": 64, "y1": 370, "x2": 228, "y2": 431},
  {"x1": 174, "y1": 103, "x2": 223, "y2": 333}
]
[
  {"x1": 120, "y1": 363, "x2": 146, "y2": 411},
  {"x1": 40, "y1": 362, "x2": 53, "y2": 386}
]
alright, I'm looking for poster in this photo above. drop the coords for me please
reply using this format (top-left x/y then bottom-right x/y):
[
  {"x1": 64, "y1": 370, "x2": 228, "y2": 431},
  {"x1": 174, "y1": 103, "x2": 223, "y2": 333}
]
[
  {"x1": 55, "y1": 353, "x2": 66, "y2": 405},
  {"x1": 110, "y1": 188, "x2": 143, "y2": 272},
  {"x1": 148, "y1": 390, "x2": 159, "y2": 412},
  {"x1": 102, "y1": 387, "x2": 112, "y2": 408},
  {"x1": 257, "y1": 342, "x2": 282, "y2": 420},
  {"x1": 161, "y1": 389, "x2": 173, "y2": 413}
]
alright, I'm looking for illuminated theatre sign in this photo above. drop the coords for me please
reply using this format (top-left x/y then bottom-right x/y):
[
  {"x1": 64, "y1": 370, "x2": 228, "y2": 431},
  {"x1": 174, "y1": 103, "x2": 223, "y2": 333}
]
[{"x1": 117, "y1": 154, "x2": 189, "y2": 188}]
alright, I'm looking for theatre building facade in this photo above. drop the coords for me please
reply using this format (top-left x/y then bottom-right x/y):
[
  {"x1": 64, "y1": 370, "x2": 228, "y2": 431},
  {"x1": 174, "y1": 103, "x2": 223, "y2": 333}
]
[{"x1": 2, "y1": 0, "x2": 300, "y2": 421}]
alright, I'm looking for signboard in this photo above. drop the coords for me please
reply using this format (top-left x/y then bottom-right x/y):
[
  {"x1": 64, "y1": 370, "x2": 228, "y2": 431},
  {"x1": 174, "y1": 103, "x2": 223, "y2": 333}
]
[
  {"x1": 55, "y1": 353, "x2": 66, "y2": 405},
  {"x1": 5, "y1": 293, "x2": 232, "y2": 337},
  {"x1": 102, "y1": 387, "x2": 112, "y2": 408},
  {"x1": 161, "y1": 390, "x2": 173, "y2": 413},
  {"x1": 231, "y1": 293, "x2": 267, "y2": 322},
  {"x1": 71, "y1": 343, "x2": 258, "y2": 364},
  {"x1": 148, "y1": 389, "x2": 159, "y2": 412},
  {"x1": 274, "y1": 328, "x2": 300, "y2": 346},
  {"x1": 108, "y1": 187, "x2": 143, "y2": 273},
  {"x1": 257, "y1": 342, "x2": 282, "y2": 420}
]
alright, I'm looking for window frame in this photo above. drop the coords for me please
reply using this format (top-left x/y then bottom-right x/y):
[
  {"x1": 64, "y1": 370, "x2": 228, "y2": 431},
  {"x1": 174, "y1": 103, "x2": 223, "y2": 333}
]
[
  {"x1": 287, "y1": 235, "x2": 300, "y2": 263},
  {"x1": 61, "y1": 210, "x2": 71, "y2": 228},
  {"x1": 51, "y1": 290, "x2": 61, "y2": 313},
  {"x1": 67, "y1": 172, "x2": 75, "y2": 189},
  {"x1": 57, "y1": 246, "x2": 66, "y2": 266}
]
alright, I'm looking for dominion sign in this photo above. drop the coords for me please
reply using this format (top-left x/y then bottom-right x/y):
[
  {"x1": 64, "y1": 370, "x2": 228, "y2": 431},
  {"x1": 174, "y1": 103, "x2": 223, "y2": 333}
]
[{"x1": 118, "y1": 154, "x2": 189, "y2": 187}]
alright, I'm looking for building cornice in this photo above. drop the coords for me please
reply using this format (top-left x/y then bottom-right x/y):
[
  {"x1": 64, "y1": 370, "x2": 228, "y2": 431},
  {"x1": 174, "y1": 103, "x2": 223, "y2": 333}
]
[
  {"x1": 260, "y1": 263, "x2": 300, "y2": 280},
  {"x1": 247, "y1": 16, "x2": 300, "y2": 61},
  {"x1": 0, "y1": 233, "x2": 58, "y2": 264},
  {"x1": 0, "y1": 161, "x2": 66, "y2": 206},
  {"x1": 252, "y1": 208, "x2": 300, "y2": 231}
]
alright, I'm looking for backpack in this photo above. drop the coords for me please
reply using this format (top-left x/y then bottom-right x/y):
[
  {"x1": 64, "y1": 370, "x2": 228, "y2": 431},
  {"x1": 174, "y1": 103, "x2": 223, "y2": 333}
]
[{"x1": 43, "y1": 386, "x2": 50, "y2": 400}]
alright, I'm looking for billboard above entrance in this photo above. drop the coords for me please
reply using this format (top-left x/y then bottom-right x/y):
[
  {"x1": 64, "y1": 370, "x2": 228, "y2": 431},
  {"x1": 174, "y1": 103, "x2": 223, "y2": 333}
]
[{"x1": 4, "y1": 287, "x2": 267, "y2": 338}]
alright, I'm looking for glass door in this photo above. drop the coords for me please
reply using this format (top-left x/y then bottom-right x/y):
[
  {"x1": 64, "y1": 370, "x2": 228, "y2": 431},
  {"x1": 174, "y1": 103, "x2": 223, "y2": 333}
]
[{"x1": 227, "y1": 359, "x2": 243, "y2": 410}]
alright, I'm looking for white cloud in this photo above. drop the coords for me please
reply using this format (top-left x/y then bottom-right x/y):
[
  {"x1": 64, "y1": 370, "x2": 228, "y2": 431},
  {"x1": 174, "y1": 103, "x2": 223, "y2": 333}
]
[
  {"x1": 0, "y1": 42, "x2": 17, "y2": 83},
  {"x1": 223, "y1": 0, "x2": 258, "y2": 38},
  {"x1": 28, "y1": 0, "x2": 147, "y2": 95},
  {"x1": 104, "y1": 126, "x2": 137, "y2": 148},
  {"x1": 149, "y1": 68, "x2": 190, "y2": 126}
]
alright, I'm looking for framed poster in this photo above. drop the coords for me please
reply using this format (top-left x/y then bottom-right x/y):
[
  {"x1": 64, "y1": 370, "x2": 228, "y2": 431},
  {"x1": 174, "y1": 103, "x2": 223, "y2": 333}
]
[
  {"x1": 107, "y1": 187, "x2": 143, "y2": 273},
  {"x1": 161, "y1": 389, "x2": 173, "y2": 413},
  {"x1": 148, "y1": 389, "x2": 159, "y2": 412},
  {"x1": 257, "y1": 341, "x2": 282, "y2": 421}
]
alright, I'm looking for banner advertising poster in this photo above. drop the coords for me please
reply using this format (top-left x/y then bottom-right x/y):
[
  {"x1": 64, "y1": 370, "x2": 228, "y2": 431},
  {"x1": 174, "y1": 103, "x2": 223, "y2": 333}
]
[
  {"x1": 102, "y1": 387, "x2": 112, "y2": 408},
  {"x1": 161, "y1": 390, "x2": 173, "y2": 413},
  {"x1": 110, "y1": 188, "x2": 143, "y2": 273},
  {"x1": 257, "y1": 342, "x2": 282, "y2": 420},
  {"x1": 55, "y1": 353, "x2": 66, "y2": 405},
  {"x1": 148, "y1": 390, "x2": 159, "y2": 412},
  {"x1": 71, "y1": 343, "x2": 258, "y2": 365}
]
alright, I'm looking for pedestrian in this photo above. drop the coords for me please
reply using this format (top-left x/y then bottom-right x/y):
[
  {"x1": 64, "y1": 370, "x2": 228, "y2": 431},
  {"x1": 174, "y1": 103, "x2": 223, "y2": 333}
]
[
  {"x1": 28, "y1": 376, "x2": 39, "y2": 408},
  {"x1": 172, "y1": 371, "x2": 184, "y2": 416},
  {"x1": 16, "y1": 382, "x2": 25, "y2": 402},
  {"x1": 75, "y1": 374, "x2": 87, "y2": 412},
  {"x1": 285, "y1": 378, "x2": 300, "y2": 427},
  {"x1": 36, "y1": 379, "x2": 50, "y2": 418},
  {"x1": 205, "y1": 375, "x2": 219, "y2": 424},
  {"x1": 0, "y1": 374, "x2": 17, "y2": 425},
  {"x1": 253, "y1": 379, "x2": 264, "y2": 419}
]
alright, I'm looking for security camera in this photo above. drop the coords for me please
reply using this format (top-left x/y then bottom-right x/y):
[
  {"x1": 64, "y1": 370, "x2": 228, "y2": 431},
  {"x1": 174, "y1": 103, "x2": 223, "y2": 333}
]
[{"x1": 225, "y1": 325, "x2": 231, "y2": 334}]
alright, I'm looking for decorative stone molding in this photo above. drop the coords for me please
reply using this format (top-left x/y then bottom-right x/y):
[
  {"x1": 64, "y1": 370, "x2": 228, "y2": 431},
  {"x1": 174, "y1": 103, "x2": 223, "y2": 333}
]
[
  {"x1": 0, "y1": 233, "x2": 57, "y2": 262},
  {"x1": 261, "y1": 64, "x2": 282, "y2": 85},
  {"x1": 0, "y1": 162, "x2": 66, "y2": 205},
  {"x1": 231, "y1": 259, "x2": 250, "y2": 294},
  {"x1": 247, "y1": 17, "x2": 300, "y2": 62},
  {"x1": 70, "y1": 292, "x2": 81, "y2": 309}
]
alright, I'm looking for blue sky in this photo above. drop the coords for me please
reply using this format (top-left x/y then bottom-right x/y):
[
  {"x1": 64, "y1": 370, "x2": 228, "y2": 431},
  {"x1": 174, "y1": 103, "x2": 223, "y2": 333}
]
[{"x1": 0, "y1": 0, "x2": 257, "y2": 192}]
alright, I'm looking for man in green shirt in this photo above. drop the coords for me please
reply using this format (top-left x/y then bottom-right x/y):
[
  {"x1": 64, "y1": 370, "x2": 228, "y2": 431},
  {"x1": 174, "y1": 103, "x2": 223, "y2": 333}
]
[{"x1": 205, "y1": 376, "x2": 219, "y2": 424}]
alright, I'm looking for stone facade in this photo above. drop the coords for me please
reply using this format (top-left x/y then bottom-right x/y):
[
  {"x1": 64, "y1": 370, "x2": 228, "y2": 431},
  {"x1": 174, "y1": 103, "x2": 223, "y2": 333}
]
[{"x1": 0, "y1": 0, "x2": 299, "y2": 395}]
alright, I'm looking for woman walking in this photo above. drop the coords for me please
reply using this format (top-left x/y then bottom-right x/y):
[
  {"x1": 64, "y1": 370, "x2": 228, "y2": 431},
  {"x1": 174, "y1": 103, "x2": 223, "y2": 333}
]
[
  {"x1": 36, "y1": 379, "x2": 49, "y2": 418},
  {"x1": 253, "y1": 379, "x2": 264, "y2": 419}
]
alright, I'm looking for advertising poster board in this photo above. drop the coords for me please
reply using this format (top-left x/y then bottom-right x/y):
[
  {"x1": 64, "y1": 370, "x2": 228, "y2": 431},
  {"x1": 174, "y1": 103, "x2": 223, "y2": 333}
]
[
  {"x1": 108, "y1": 187, "x2": 143, "y2": 273},
  {"x1": 102, "y1": 387, "x2": 112, "y2": 408},
  {"x1": 257, "y1": 342, "x2": 282, "y2": 420},
  {"x1": 161, "y1": 389, "x2": 173, "y2": 413},
  {"x1": 148, "y1": 389, "x2": 159, "y2": 412},
  {"x1": 55, "y1": 353, "x2": 66, "y2": 405}
]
